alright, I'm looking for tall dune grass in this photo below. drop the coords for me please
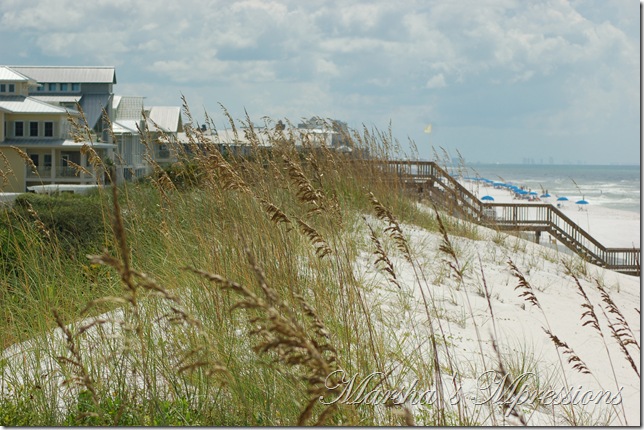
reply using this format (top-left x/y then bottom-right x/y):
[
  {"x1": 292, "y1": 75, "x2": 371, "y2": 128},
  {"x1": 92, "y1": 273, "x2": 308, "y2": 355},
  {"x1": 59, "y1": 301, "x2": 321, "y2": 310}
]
[{"x1": 0, "y1": 103, "x2": 638, "y2": 426}]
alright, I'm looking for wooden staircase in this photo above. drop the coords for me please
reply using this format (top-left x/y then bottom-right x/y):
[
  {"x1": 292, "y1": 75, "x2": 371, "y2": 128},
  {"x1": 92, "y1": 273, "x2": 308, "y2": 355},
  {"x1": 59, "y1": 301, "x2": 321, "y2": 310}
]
[{"x1": 376, "y1": 160, "x2": 640, "y2": 276}]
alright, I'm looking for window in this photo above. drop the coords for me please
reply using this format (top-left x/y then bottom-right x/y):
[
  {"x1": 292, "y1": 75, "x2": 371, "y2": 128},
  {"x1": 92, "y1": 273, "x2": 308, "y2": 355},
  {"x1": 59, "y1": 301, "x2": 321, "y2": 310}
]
[
  {"x1": 30, "y1": 122, "x2": 38, "y2": 137},
  {"x1": 8, "y1": 84, "x2": 14, "y2": 92},
  {"x1": 48, "y1": 83, "x2": 56, "y2": 91},
  {"x1": 44, "y1": 154, "x2": 52, "y2": 167},
  {"x1": 44, "y1": 122, "x2": 53, "y2": 137},
  {"x1": 30, "y1": 154, "x2": 39, "y2": 167},
  {"x1": 36, "y1": 85, "x2": 44, "y2": 92},
  {"x1": 71, "y1": 83, "x2": 80, "y2": 91},
  {"x1": 60, "y1": 83, "x2": 68, "y2": 91},
  {"x1": 0, "y1": 84, "x2": 5, "y2": 92},
  {"x1": 15, "y1": 122, "x2": 24, "y2": 137}
]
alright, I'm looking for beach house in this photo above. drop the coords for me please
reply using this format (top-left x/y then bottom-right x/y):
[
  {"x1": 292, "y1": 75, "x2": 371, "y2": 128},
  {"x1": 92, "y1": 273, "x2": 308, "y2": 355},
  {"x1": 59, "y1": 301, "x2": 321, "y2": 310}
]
[
  {"x1": 112, "y1": 96, "x2": 184, "y2": 180},
  {"x1": 0, "y1": 66, "x2": 116, "y2": 192},
  {"x1": 0, "y1": 65, "x2": 187, "y2": 191}
]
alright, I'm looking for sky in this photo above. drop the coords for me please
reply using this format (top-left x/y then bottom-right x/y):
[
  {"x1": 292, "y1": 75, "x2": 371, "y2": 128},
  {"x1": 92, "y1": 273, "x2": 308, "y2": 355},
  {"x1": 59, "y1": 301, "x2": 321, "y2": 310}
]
[{"x1": 0, "y1": 0, "x2": 639, "y2": 164}]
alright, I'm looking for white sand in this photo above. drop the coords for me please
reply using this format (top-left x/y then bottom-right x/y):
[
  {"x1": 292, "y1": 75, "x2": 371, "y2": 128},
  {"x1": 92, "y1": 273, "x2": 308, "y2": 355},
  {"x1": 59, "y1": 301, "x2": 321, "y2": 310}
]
[
  {"x1": 1, "y1": 198, "x2": 640, "y2": 425},
  {"x1": 462, "y1": 179, "x2": 640, "y2": 248}
]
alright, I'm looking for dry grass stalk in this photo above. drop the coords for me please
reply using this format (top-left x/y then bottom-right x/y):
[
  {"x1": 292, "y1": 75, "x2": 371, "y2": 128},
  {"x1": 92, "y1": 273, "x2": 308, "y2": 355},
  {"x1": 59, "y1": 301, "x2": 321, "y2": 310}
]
[
  {"x1": 10, "y1": 146, "x2": 37, "y2": 174},
  {"x1": 67, "y1": 160, "x2": 92, "y2": 177},
  {"x1": 22, "y1": 200, "x2": 52, "y2": 239},
  {"x1": 283, "y1": 156, "x2": 324, "y2": 216},
  {"x1": 570, "y1": 273, "x2": 601, "y2": 334},
  {"x1": 296, "y1": 218, "x2": 332, "y2": 259},
  {"x1": 543, "y1": 329, "x2": 591, "y2": 375},
  {"x1": 507, "y1": 259, "x2": 541, "y2": 309},
  {"x1": 594, "y1": 283, "x2": 640, "y2": 377},
  {"x1": 184, "y1": 255, "x2": 344, "y2": 426},
  {"x1": 0, "y1": 149, "x2": 15, "y2": 187},
  {"x1": 491, "y1": 339, "x2": 528, "y2": 425},
  {"x1": 364, "y1": 217, "x2": 401, "y2": 289},
  {"x1": 435, "y1": 209, "x2": 465, "y2": 281},
  {"x1": 53, "y1": 309, "x2": 99, "y2": 412},
  {"x1": 261, "y1": 198, "x2": 293, "y2": 231},
  {"x1": 368, "y1": 192, "x2": 412, "y2": 263}
]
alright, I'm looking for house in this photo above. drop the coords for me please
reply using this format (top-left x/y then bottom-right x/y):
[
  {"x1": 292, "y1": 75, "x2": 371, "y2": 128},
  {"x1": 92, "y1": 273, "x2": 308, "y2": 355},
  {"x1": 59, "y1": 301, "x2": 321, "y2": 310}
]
[
  {"x1": 111, "y1": 96, "x2": 184, "y2": 181},
  {"x1": 0, "y1": 66, "x2": 116, "y2": 192},
  {"x1": 11, "y1": 65, "x2": 116, "y2": 143}
]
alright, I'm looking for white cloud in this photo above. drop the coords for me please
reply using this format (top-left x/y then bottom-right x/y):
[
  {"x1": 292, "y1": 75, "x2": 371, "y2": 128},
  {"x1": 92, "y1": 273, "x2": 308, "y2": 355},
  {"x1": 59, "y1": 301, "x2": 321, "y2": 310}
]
[
  {"x1": 0, "y1": 0, "x2": 638, "y2": 163},
  {"x1": 425, "y1": 74, "x2": 447, "y2": 89}
]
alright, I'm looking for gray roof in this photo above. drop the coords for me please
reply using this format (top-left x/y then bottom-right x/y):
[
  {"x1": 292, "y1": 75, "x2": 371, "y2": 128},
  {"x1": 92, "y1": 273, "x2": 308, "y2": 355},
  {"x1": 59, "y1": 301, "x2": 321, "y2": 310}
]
[
  {"x1": 10, "y1": 66, "x2": 116, "y2": 84},
  {"x1": 32, "y1": 95, "x2": 82, "y2": 103},
  {"x1": 0, "y1": 96, "x2": 70, "y2": 114},
  {"x1": 0, "y1": 66, "x2": 37, "y2": 83},
  {"x1": 113, "y1": 119, "x2": 140, "y2": 134},
  {"x1": 114, "y1": 96, "x2": 144, "y2": 120},
  {"x1": 79, "y1": 94, "x2": 111, "y2": 129},
  {"x1": 147, "y1": 106, "x2": 182, "y2": 133}
]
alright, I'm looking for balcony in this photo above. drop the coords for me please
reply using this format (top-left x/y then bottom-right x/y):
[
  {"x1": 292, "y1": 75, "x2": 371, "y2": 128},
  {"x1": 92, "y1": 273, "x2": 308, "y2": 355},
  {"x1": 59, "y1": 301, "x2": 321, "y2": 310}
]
[{"x1": 26, "y1": 166, "x2": 96, "y2": 180}]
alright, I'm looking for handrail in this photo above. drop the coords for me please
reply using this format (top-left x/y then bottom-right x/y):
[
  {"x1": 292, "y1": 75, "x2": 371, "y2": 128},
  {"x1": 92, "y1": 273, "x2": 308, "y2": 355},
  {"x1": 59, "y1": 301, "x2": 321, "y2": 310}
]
[{"x1": 376, "y1": 160, "x2": 640, "y2": 275}]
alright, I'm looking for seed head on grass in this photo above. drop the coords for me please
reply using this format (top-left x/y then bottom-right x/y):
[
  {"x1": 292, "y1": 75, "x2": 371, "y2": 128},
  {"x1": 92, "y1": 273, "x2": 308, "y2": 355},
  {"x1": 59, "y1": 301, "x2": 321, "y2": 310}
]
[
  {"x1": 283, "y1": 156, "x2": 324, "y2": 216},
  {"x1": 261, "y1": 198, "x2": 293, "y2": 231},
  {"x1": 368, "y1": 192, "x2": 412, "y2": 263},
  {"x1": 435, "y1": 208, "x2": 465, "y2": 281},
  {"x1": 594, "y1": 282, "x2": 640, "y2": 377},
  {"x1": 568, "y1": 271, "x2": 601, "y2": 334},
  {"x1": 184, "y1": 252, "x2": 344, "y2": 426},
  {"x1": 507, "y1": 259, "x2": 540, "y2": 310},
  {"x1": 364, "y1": 217, "x2": 401, "y2": 289},
  {"x1": 543, "y1": 329, "x2": 591, "y2": 375},
  {"x1": 296, "y1": 218, "x2": 332, "y2": 259}
]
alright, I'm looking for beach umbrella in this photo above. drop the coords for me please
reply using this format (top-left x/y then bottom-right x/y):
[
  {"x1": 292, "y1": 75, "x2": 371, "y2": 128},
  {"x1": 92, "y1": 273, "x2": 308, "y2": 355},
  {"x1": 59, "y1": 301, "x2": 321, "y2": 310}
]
[
  {"x1": 529, "y1": 191, "x2": 538, "y2": 196},
  {"x1": 481, "y1": 195, "x2": 495, "y2": 201},
  {"x1": 557, "y1": 196, "x2": 569, "y2": 201},
  {"x1": 576, "y1": 199, "x2": 589, "y2": 205},
  {"x1": 540, "y1": 193, "x2": 551, "y2": 198}
]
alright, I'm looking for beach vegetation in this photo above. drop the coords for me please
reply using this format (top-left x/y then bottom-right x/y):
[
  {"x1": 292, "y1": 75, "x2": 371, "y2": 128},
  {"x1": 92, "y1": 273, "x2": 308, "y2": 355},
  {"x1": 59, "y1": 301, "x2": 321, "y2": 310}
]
[{"x1": 0, "y1": 103, "x2": 638, "y2": 426}]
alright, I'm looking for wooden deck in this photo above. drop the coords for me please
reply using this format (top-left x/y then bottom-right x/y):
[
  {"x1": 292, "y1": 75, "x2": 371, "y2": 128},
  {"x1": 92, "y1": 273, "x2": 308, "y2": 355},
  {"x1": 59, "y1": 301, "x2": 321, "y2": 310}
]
[{"x1": 376, "y1": 160, "x2": 640, "y2": 276}]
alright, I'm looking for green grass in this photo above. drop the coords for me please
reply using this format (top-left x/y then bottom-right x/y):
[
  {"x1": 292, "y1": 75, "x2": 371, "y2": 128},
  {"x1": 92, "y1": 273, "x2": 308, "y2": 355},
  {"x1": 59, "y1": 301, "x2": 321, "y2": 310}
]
[{"x1": 0, "y1": 107, "x2": 637, "y2": 426}]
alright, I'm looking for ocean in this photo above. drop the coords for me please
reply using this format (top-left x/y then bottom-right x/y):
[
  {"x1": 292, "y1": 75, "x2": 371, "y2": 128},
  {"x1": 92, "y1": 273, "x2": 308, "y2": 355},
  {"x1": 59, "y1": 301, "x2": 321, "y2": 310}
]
[{"x1": 456, "y1": 164, "x2": 641, "y2": 214}]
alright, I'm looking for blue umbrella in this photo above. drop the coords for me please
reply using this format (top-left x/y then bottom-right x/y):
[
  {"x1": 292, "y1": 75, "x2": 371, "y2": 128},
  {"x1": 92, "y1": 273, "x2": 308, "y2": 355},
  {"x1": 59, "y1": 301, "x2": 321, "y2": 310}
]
[
  {"x1": 541, "y1": 193, "x2": 551, "y2": 198},
  {"x1": 481, "y1": 195, "x2": 495, "y2": 201},
  {"x1": 557, "y1": 196, "x2": 569, "y2": 201},
  {"x1": 576, "y1": 199, "x2": 589, "y2": 205},
  {"x1": 529, "y1": 191, "x2": 538, "y2": 195}
]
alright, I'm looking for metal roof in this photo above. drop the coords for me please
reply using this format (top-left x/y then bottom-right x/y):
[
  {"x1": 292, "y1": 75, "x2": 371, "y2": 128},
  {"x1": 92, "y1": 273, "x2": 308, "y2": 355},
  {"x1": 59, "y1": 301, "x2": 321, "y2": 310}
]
[
  {"x1": 113, "y1": 120, "x2": 140, "y2": 134},
  {"x1": 10, "y1": 66, "x2": 116, "y2": 84},
  {"x1": 114, "y1": 96, "x2": 144, "y2": 120},
  {"x1": 79, "y1": 94, "x2": 111, "y2": 129},
  {"x1": 32, "y1": 95, "x2": 82, "y2": 103},
  {"x1": 0, "y1": 66, "x2": 37, "y2": 83},
  {"x1": 147, "y1": 106, "x2": 182, "y2": 133},
  {"x1": 0, "y1": 96, "x2": 70, "y2": 114}
]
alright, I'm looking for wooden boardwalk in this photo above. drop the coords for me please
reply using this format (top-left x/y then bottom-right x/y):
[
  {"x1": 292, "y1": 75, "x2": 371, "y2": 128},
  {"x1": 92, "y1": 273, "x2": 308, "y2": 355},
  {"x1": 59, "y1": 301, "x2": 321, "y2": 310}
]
[{"x1": 377, "y1": 160, "x2": 640, "y2": 276}]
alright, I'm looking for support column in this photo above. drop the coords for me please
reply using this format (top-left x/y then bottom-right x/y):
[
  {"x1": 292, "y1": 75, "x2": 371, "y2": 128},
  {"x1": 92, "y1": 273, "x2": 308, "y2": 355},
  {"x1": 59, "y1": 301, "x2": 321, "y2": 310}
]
[
  {"x1": 50, "y1": 148, "x2": 56, "y2": 181},
  {"x1": 535, "y1": 231, "x2": 541, "y2": 244},
  {"x1": 80, "y1": 152, "x2": 87, "y2": 182}
]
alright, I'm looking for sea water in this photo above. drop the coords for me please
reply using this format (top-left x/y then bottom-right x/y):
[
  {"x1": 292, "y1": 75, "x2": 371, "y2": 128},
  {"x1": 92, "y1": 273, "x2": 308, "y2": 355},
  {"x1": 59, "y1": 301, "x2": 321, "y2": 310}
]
[{"x1": 458, "y1": 164, "x2": 641, "y2": 214}]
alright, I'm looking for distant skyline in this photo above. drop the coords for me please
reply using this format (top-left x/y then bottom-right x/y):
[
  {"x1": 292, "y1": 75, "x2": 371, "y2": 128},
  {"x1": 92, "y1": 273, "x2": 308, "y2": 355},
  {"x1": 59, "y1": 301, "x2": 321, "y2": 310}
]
[{"x1": 0, "y1": 0, "x2": 639, "y2": 164}]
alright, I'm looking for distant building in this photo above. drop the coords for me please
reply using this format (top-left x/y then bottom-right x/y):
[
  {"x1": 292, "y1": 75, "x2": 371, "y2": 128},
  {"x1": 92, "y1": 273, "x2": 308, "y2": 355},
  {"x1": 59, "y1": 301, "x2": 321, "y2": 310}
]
[
  {"x1": 0, "y1": 65, "x2": 185, "y2": 191},
  {"x1": 112, "y1": 96, "x2": 184, "y2": 181},
  {"x1": 0, "y1": 66, "x2": 116, "y2": 192}
]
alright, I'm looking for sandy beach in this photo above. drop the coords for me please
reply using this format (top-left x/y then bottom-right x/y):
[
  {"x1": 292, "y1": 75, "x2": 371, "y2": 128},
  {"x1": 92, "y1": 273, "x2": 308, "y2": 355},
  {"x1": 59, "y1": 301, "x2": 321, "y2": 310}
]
[{"x1": 461, "y1": 179, "x2": 640, "y2": 249}]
